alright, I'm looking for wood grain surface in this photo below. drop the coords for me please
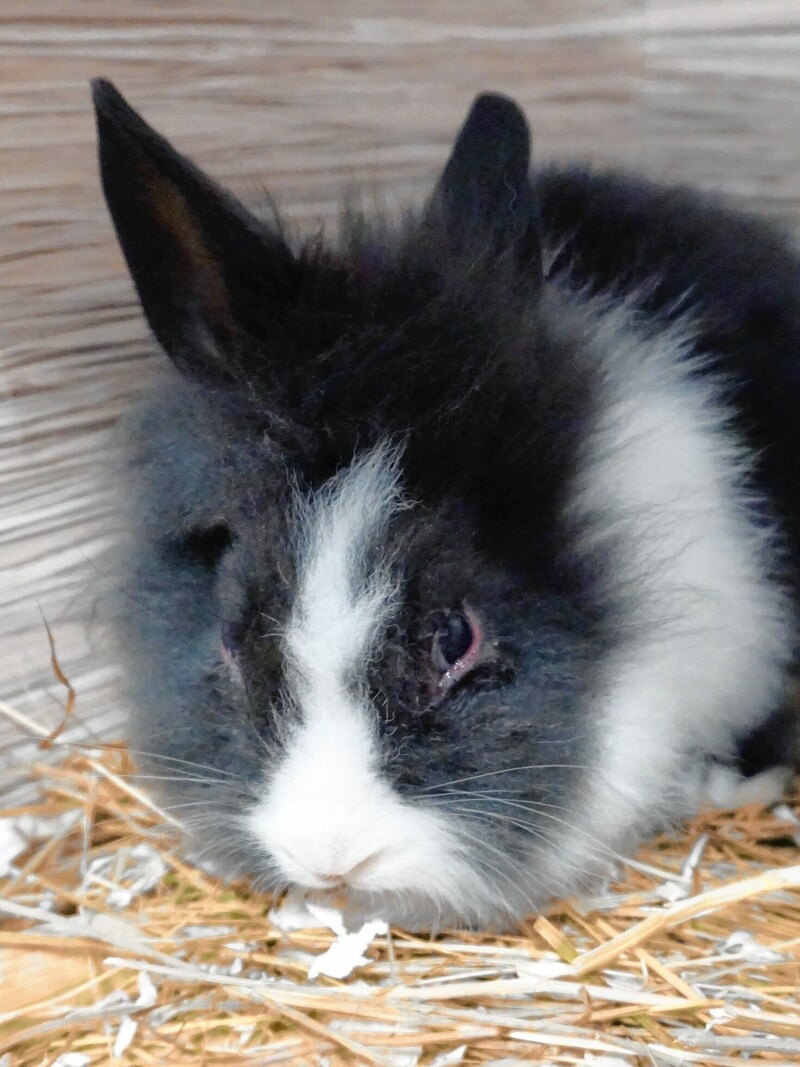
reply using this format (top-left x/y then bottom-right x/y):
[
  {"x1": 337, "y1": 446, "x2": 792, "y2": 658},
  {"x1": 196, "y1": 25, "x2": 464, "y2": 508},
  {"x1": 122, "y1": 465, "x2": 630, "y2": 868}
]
[{"x1": 2, "y1": 1, "x2": 800, "y2": 798}]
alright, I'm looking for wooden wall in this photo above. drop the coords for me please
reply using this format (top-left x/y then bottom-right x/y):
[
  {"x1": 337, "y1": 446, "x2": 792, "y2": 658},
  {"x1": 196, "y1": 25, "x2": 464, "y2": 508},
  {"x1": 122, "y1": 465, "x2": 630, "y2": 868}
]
[{"x1": 2, "y1": 1, "x2": 800, "y2": 797}]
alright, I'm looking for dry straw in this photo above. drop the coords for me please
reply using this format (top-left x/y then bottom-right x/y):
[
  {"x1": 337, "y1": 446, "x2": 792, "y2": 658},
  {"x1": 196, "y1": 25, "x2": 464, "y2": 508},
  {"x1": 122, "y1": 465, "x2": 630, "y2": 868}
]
[{"x1": 1, "y1": 694, "x2": 799, "y2": 1067}]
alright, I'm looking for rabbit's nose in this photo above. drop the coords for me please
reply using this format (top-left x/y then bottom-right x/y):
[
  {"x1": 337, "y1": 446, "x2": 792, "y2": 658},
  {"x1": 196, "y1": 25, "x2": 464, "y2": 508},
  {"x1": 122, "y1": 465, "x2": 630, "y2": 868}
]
[{"x1": 284, "y1": 847, "x2": 388, "y2": 889}]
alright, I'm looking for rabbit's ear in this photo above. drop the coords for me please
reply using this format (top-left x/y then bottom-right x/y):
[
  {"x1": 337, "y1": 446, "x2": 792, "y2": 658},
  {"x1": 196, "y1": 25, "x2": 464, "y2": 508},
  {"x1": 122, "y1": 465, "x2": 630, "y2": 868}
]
[
  {"x1": 431, "y1": 93, "x2": 542, "y2": 286},
  {"x1": 92, "y1": 79, "x2": 299, "y2": 381}
]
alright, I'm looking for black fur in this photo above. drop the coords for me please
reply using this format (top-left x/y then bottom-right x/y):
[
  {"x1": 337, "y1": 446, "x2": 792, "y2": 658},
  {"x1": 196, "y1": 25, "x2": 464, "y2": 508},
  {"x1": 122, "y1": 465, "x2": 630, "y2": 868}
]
[{"x1": 94, "y1": 81, "x2": 799, "y2": 925}]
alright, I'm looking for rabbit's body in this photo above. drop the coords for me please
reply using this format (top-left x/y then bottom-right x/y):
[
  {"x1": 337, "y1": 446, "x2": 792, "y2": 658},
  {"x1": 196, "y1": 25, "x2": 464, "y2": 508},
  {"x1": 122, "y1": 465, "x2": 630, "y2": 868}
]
[{"x1": 94, "y1": 83, "x2": 798, "y2": 929}]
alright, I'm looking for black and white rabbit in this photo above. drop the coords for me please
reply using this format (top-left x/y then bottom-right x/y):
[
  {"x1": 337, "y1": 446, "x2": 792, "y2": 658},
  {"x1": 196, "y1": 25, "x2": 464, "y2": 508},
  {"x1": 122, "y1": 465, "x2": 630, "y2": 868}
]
[{"x1": 93, "y1": 80, "x2": 799, "y2": 929}]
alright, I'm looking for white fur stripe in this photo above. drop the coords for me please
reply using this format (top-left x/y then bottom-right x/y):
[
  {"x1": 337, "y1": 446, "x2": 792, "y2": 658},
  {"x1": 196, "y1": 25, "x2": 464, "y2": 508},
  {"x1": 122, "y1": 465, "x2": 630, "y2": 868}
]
[{"x1": 285, "y1": 440, "x2": 403, "y2": 706}]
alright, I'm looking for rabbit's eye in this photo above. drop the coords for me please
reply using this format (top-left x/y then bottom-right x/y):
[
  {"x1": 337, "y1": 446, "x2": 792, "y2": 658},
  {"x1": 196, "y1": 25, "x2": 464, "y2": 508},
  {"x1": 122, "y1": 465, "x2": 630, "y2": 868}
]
[
  {"x1": 434, "y1": 611, "x2": 472, "y2": 667},
  {"x1": 181, "y1": 524, "x2": 234, "y2": 569},
  {"x1": 432, "y1": 606, "x2": 483, "y2": 690}
]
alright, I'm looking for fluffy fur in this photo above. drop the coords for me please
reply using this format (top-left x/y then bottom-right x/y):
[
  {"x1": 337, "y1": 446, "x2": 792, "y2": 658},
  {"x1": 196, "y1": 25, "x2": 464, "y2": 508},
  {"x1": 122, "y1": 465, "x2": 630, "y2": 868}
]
[{"x1": 94, "y1": 80, "x2": 800, "y2": 929}]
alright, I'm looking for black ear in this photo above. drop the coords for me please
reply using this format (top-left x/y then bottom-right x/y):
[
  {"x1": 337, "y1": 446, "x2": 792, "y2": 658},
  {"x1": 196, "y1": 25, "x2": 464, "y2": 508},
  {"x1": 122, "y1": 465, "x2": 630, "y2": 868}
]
[
  {"x1": 92, "y1": 79, "x2": 299, "y2": 380},
  {"x1": 432, "y1": 93, "x2": 542, "y2": 285}
]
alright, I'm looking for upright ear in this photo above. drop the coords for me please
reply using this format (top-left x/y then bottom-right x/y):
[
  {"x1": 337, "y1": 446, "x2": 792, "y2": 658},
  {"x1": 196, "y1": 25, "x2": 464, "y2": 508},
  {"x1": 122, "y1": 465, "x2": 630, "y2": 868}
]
[
  {"x1": 92, "y1": 79, "x2": 299, "y2": 380},
  {"x1": 431, "y1": 92, "x2": 542, "y2": 286}
]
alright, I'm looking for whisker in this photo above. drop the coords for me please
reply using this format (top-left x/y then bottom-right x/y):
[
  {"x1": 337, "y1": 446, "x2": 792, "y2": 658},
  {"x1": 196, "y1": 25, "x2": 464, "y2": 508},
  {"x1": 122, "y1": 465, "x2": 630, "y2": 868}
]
[
  {"x1": 424, "y1": 786, "x2": 569, "y2": 807},
  {"x1": 118, "y1": 748, "x2": 240, "y2": 779},
  {"x1": 448, "y1": 822, "x2": 522, "y2": 913},
  {"x1": 448, "y1": 802, "x2": 580, "y2": 870},
  {"x1": 109, "y1": 773, "x2": 235, "y2": 787},
  {"x1": 452, "y1": 808, "x2": 551, "y2": 902},
  {"x1": 83, "y1": 771, "x2": 249, "y2": 793},
  {"x1": 447, "y1": 805, "x2": 592, "y2": 881},
  {"x1": 450, "y1": 794, "x2": 630, "y2": 871},
  {"x1": 141, "y1": 800, "x2": 227, "y2": 815},
  {"x1": 419, "y1": 763, "x2": 589, "y2": 793}
]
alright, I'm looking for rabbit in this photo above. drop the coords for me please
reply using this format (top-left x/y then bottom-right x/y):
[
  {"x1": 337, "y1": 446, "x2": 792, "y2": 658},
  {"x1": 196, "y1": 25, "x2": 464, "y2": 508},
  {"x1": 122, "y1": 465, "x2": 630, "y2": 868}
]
[{"x1": 92, "y1": 79, "x2": 800, "y2": 930}]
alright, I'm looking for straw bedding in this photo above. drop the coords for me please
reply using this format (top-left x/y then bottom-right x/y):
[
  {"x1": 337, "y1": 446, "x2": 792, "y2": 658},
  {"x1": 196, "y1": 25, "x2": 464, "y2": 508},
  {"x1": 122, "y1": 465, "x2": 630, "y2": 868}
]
[{"x1": 1, "y1": 690, "x2": 799, "y2": 1066}]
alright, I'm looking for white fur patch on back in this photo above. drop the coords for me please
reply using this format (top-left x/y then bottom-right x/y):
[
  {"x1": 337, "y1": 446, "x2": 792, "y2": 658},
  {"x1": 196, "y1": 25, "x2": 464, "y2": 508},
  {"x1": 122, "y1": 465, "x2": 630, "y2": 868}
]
[{"x1": 559, "y1": 301, "x2": 794, "y2": 872}]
